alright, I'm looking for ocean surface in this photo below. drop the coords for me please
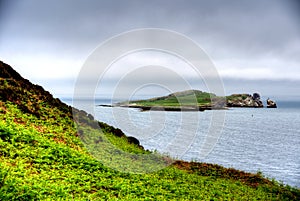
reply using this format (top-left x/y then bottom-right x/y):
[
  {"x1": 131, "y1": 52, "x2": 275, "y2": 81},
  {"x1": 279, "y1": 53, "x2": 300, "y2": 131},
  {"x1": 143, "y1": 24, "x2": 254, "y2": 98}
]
[{"x1": 65, "y1": 98, "x2": 300, "y2": 188}]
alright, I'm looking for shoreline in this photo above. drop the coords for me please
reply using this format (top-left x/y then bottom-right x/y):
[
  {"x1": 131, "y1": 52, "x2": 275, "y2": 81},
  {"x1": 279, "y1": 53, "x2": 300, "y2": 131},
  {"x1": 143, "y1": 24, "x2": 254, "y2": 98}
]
[
  {"x1": 97, "y1": 104, "x2": 271, "y2": 111},
  {"x1": 98, "y1": 104, "x2": 228, "y2": 111}
]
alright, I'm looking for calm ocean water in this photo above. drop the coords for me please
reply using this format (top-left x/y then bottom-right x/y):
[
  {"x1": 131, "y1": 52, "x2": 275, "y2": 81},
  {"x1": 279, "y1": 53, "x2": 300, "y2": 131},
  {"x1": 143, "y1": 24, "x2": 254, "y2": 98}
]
[{"x1": 64, "y1": 98, "x2": 300, "y2": 188}]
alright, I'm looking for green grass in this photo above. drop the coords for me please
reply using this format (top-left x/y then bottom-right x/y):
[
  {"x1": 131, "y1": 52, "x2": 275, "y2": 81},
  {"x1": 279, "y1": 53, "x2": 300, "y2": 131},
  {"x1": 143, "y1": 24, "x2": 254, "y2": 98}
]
[
  {"x1": 126, "y1": 90, "x2": 216, "y2": 107},
  {"x1": 0, "y1": 62, "x2": 299, "y2": 200},
  {"x1": 1, "y1": 101, "x2": 299, "y2": 200}
]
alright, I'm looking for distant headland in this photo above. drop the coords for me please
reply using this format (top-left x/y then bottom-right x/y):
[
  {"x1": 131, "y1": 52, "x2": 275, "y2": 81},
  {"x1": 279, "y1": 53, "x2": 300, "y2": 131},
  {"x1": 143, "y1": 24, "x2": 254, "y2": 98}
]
[{"x1": 100, "y1": 90, "x2": 277, "y2": 111}]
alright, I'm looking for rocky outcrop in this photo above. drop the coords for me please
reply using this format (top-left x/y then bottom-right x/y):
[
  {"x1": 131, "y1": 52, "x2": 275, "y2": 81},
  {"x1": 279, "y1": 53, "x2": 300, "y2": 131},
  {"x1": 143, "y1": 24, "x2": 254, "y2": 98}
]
[
  {"x1": 227, "y1": 93, "x2": 263, "y2": 108},
  {"x1": 267, "y1": 98, "x2": 277, "y2": 108}
]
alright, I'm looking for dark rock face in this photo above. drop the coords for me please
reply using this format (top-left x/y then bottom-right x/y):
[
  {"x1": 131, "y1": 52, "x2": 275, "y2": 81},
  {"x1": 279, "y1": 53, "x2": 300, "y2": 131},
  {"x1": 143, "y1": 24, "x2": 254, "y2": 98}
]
[
  {"x1": 227, "y1": 93, "x2": 263, "y2": 108},
  {"x1": 267, "y1": 98, "x2": 277, "y2": 108},
  {"x1": 253, "y1": 93, "x2": 261, "y2": 101},
  {"x1": 251, "y1": 93, "x2": 263, "y2": 107}
]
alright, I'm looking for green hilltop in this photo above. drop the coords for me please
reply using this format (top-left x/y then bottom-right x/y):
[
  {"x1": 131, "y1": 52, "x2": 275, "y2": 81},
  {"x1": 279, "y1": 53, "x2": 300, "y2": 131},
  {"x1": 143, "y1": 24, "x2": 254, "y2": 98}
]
[
  {"x1": 0, "y1": 61, "x2": 299, "y2": 200},
  {"x1": 117, "y1": 90, "x2": 265, "y2": 111}
]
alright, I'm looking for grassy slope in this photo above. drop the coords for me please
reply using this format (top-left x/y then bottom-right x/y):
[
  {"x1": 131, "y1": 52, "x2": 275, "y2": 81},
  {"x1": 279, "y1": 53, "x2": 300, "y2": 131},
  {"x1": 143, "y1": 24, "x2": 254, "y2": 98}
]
[
  {"x1": 0, "y1": 61, "x2": 299, "y2": 200},
  {"x1": 125, "y1": 90, "x2": 216, "y2": 107}
]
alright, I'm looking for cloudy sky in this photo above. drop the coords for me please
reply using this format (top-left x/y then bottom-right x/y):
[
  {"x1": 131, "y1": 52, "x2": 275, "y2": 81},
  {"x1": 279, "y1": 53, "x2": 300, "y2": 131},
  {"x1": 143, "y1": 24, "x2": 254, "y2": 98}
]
[{"x1": 0, "y1": 0, "x2": 299, "y2": 100}]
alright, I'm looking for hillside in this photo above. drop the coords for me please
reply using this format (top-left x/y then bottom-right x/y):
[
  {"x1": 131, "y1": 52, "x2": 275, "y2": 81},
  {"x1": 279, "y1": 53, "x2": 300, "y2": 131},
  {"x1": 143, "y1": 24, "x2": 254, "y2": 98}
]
[{"x1": 0, "y1": 61, "x2": 299, "y2": 200}]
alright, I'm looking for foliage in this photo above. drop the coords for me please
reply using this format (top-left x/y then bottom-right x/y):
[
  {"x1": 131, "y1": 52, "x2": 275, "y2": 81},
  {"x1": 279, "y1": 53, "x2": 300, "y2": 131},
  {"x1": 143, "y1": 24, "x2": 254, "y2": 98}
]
[{"x1": 0, "y1": 61, "x2": 299, "y2": 200}]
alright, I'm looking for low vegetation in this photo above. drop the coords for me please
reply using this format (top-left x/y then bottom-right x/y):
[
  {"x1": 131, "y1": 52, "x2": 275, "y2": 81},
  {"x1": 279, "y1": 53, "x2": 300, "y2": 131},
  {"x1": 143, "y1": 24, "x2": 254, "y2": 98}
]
[
  {"x1": 122, "y1": 90, "x2": 217, "y2": 108},
  {"x1": 0, "y1": 61, "x2": 299, "y2": 200}
]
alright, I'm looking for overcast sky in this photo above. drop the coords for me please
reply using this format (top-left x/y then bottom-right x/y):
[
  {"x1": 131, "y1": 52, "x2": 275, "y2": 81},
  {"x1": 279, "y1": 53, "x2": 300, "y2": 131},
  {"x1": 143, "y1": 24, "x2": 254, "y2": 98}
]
[{"x1": 0, "y1": 0, "x2": 299, "y2": 100}]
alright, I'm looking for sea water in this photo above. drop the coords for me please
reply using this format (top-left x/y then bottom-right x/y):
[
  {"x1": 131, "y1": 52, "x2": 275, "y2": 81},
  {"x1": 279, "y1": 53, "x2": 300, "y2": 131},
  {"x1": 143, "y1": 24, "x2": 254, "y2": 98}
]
[{"x1": 65, "y1": 98, "x2": 300, "y2": 188}]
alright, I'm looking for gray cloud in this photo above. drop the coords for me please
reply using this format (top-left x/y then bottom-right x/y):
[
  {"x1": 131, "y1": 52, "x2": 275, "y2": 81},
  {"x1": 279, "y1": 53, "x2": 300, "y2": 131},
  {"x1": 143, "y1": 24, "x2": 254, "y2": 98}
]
[
  {"x1": 0, "y1": 0, "x2": 299, "y2": 98},
  {"x1": 2, "y1": 0, "x2": 299, "y2": 50}
]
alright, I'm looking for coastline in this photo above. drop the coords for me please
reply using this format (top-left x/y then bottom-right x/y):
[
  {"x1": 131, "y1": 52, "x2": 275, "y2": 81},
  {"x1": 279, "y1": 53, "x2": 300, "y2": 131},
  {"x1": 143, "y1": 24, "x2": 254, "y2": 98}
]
[{"x1": 99, "y1": 104, "x2": 228, "y2": 111}]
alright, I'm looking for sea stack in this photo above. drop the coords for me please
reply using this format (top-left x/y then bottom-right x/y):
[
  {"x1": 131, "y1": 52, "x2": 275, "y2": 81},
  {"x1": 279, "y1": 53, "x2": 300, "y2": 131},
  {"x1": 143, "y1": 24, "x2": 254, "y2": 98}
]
[{"x1": 267, "y1": 98, "x2": 277, "y2": 108}]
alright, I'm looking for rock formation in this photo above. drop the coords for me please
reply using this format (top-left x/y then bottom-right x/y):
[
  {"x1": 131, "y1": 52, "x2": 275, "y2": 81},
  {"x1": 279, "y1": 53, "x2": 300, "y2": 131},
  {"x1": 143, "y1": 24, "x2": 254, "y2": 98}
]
[
  {"x1": 227, "y1": 93, "x2": 263, "y2": 108},
  {"x1": 267, "y1": 98, "x2": 277, "y2": 108}
]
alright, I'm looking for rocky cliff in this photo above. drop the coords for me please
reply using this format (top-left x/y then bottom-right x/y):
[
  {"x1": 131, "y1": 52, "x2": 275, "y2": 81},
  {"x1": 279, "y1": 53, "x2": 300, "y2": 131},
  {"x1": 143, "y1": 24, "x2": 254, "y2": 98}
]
[{"x1": 226, "y1": 93, "x2": 263, "y2": 108}]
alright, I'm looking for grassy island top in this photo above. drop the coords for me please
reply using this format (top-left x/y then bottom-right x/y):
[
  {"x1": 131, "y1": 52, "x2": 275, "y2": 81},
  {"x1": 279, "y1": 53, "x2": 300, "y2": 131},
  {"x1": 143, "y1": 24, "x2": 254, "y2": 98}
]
[
  {"x1": 117, "y1": 90, "x2": 264, "y2": 110},
  {"x1": 122, "y1": 90, "x2": 217, "y2": 107},
  {"x1": 0, "y1": 61, "x2": 299, "y2": 200}
]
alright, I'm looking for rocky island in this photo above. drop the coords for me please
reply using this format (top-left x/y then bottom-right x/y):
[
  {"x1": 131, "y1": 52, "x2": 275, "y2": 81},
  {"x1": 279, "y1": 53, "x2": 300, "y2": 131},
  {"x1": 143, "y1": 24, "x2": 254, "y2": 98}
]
[
  {"x1": 267, "y1": 98, "x2": 277, "y2": 108},
  {"x1": 107, "y1": 90, "x2": 276, "y2": 111}
]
